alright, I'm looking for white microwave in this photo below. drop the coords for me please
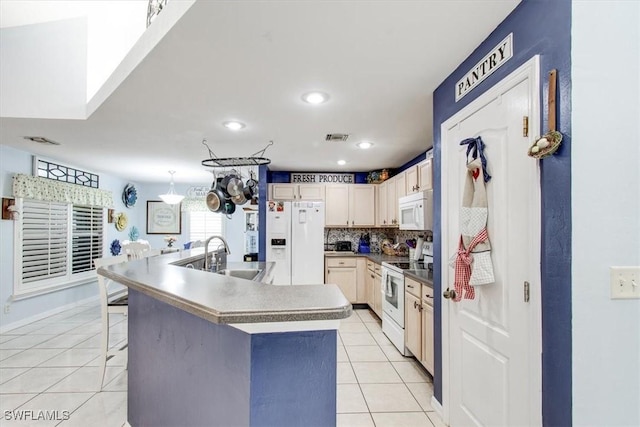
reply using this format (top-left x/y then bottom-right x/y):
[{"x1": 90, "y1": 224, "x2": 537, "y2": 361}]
[{"x1": 398, "y1": 190, "x2": 433, "y2": 231}]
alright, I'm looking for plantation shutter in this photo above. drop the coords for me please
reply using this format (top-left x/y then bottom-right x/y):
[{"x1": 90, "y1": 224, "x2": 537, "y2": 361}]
[
  {"x1": 189, "y1": 211, "x2": 224, "y2": 242},
  {"x1": 72, "y1": 205, "x2": 104, "y2": 273},
  {"x1": 21, "y1": 200, "x2": 68, "y2": 283}
]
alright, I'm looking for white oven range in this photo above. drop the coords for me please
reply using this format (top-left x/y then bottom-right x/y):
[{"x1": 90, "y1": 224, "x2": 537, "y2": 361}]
[{"x1": 381, "y1": 262, "x2": 409, "y2": 356}]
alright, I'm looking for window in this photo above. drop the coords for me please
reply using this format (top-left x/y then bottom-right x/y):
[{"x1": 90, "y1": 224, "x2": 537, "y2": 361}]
[
  {"x1": 188, "y1": 211, "x2": 224, "y2": 243},
  {"x1": 15, "y1": 199, "x2": 105, "y2": 297}
]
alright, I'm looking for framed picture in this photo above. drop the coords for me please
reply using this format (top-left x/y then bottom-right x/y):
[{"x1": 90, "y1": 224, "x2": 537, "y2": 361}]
[{"x1": 146, "y1": 201, "x2": 182, "y2": 234}]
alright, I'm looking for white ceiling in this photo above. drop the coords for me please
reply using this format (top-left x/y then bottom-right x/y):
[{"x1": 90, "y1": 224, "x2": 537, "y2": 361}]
[{"x1": 0, "y1": 1, "x2": 520, "y2": 184}]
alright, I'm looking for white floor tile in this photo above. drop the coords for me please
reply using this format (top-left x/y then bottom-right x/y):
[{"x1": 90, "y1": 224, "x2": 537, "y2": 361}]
[
  {"x1": 355, "y1": 310, "x2": 380, "y2": 324},
  {"x1": 0, "y1": 367, "x2": 29, "y2": 385},
  {"x1": 102, "y1": 370, "x2": 127, "y2": 392},
  {"x1": 0, "y1": 394, "x2": 37, "y2": 420},
  {"x1": 337, "y1": 362, "x2": 357, "y2": 384},
  {"x1": 0, "y1": 335, "x2": 19, "y2": 344},
  {"x1": 9, "y1": 392, "x2": 94, "y2": 427},
  {"x1": 339, "y1": 333, "x2": 377, "y2": 346},
  {"x1": 0, "y1": 349, "x2": 23, "y2": 361},
  {"x1": 337, "y1": 412, "x2": 375, "y2": 427},
  {"x1": 28, "y1": 324, "x2": 81, "y2": 336},
  {"x1": 0, "y1": 367, "x2": 77, "y2": 393},
  {"x1": 1, "y1": 348, "x2": 66, "y2": 368},
  {"x1": 339, "y1": 322, "x2": 370, "y2": 334},
  {"x1": 351, "y1": 362, "x2": 403, "y2": 384},
  {"x1": 336, "y1": 384, "x2": 369, "y2": 414},
  {"x1": 57, "y1": 390, "x2": 126, "y2": 427},
  {"x1": 391, "y1": 361, "x2": 431, "y2": 383},
  {"x1": 370, "y1": 332, "x2": 393, "y2": 346},
  {"x1": 38, "y1": 348, "x2": 100, "y2": 368},
  {"x1": 0, "y1": 335, "x2": 57, "y2": 350},
  {"x1": 34, "y1": 334, "x2": 96, "y2": 350},
  {"x1": 47, "y1": 366, "x2": 124, "y2": 393},
  {"x1": 379, "y1": 344, "x2": 410, "y2": 362},
  {"x1": 345, "y1": 345, "x2": 388, "y2": 362},
  {"x1": 85, "y1": 350, "x2": 128, "y2": 368},
  {"x1": 360, "y1": 383, "x2": 422, "y2": 412},
  {"x1": 340, "y1": 313, "x2": 364, "y2": 323},
  {"x1": 406, "y1": 382, "x2": 435, "y2": 411},
  {"x1": 371, "y1": 411, "x2": 434, "y2": 427},
  {"x1": 337, "y1": 345, "x2": 349, "y2": 362},
  {"x1": 426, "y1": 411, "x2": 447, "y2": 427},
  {"x1": 2, "y1": 323, "x2": 49, "y2": 335},
  {"x1": 364, "y1": 322, "x2": 383, "y2": 333}
]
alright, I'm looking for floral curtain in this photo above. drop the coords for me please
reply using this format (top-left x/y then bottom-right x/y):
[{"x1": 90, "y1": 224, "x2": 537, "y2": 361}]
[{"x1": 13, "y1": 174, "x2": 114, "y2": 207}]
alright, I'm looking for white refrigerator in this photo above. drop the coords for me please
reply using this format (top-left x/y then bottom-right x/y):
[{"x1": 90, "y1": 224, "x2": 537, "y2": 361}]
[{"x1": 266, "y1": 201, "x2": 325, "y2": 285}]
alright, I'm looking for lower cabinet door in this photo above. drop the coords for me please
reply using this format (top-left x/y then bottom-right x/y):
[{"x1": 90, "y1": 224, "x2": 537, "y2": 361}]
[
  {"x1": 422, "y1": 302, "x2": 434, "y2": 374},
  {"x1": 405, "y1": 293, "x2": 422, "y2": 359},
  {"x1": 374, "y1": 272, "x2": 382, "y2": 317},
  {"x1": 327, "y1": 267, "x2": 357, "y2": 303}
]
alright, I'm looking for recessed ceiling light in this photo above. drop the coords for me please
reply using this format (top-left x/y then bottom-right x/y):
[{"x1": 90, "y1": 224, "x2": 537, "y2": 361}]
[
  {"x1": 337, "y1": 160, "x2": 346, "y2": 166},
  {"x1": 302, "y1": 92, "x2": 329, "y2": 105},
  {"x1": 223, "y1": 121, "x2": 246, "y2": 131},
  {"x1": 357, "y1": 141, "x2": 373, "y2": 149}
]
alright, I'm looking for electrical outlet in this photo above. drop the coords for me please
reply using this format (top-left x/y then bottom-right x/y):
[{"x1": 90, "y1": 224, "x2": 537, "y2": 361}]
[
  {"x1": 3, "y1": 304, "x2": 10, "y2": 314},
  {"x1": 610, "y1": 267, "x2": 640, "y2": 299}
]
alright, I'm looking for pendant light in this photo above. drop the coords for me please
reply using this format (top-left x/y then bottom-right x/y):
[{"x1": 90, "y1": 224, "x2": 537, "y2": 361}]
[{"x1": 158, "y1": 171, "x2": 184, "y2": 205}]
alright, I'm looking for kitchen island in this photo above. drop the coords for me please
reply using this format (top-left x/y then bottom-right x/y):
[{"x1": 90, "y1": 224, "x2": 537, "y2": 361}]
[{"x1": 98, "y1": 249, "x2": 351, "y2": 427}]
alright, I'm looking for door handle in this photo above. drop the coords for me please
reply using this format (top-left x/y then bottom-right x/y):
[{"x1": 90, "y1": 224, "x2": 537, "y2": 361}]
[{"x1": 443, "y1": 288, "x2": 456, "y2": 300}]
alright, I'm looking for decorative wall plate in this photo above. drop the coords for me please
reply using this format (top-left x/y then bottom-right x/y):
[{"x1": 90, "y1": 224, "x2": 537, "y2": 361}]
[
  {"x1": 110, "y1": 239, "x2": 122, "y2": 256},
  {"x1": 115, "y1": 212, "x2": 128, "y2": 231},
  {"x1": 123, "y1": 184, "x2": 138, "y2": 208}
]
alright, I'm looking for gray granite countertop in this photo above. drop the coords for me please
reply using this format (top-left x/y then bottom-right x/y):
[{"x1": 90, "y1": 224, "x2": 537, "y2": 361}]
[{"x1": 98, "y1": 249, "x2": 352, "y2": 325}]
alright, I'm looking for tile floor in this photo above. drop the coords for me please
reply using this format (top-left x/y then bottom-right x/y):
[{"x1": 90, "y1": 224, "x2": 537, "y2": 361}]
[{"x1": 1, "y1": 304, "x2": 446, "y2": 427}]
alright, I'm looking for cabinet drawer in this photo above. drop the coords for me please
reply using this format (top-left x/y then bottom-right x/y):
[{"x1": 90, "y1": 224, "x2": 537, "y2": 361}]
[
  {"x1": 326, "y1": 258, "x2": 357, "y2": 268},
  {"x1": 405, "y1": 277, "x2": 421, "y2": 298},
  {"x1": 366, "y1": 260, "x2": 374, "y2": 271},
  {"x1": 422, "y1": 285, "x2": 434, "y2": 303}
]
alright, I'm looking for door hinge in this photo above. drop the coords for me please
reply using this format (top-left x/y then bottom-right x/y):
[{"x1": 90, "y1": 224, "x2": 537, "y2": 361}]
[
  {"x1": 523, "y1": 116, "x2": 529, "y2": 137},
  {"x1": 524, "y1": 281, "x2": 530, "y2": 302}
]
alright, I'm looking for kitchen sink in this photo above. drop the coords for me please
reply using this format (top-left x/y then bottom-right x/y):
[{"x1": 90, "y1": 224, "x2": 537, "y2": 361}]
[{"x1": 217, "y1": 268, "x2": 262, "y2": 280}]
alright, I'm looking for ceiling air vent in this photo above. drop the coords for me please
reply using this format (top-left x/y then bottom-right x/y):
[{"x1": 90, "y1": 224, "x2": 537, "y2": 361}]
[
  {"x1": 325, "y1": 133, "x2": 350, "y2": 142},
  {"x1": 23, "y1": 136, "x2": 61, "y2": 146}
]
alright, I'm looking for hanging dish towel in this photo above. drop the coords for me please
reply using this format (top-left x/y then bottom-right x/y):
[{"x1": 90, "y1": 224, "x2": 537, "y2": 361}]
[{"x1": 450, "y1": 137, "x2": 496, "y2": 301}]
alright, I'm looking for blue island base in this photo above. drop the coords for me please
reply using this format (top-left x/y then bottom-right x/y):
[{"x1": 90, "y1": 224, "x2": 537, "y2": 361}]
[{"x1": 127, "y1": 289, "x2": 337, "y2": 427}]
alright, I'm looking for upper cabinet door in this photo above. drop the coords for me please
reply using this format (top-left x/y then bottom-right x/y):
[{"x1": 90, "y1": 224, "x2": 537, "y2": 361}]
[
  {"x1": 350, "y1": 185, "x2": 376, "y2": 227},
  {"x1": 418, "y1": 159, "x2": 433, "y2": 191},
  {"x1": 406, "y1": 165, "x2": 419, "y2": 194},
  {"x1": 387, "y1": 177, "x2": 398, "y2": 226},
  {"x1": 377, "y1": 181, "x2": 388, "y2": 226},
  {"x1": 270, "y1": 184, "x2": 297, "y2": 200},
  {"x1": 395, "y1": 172, "x2": 407, "y2": 200},
  {"x1": 298, "y1": 184, "x2": 325, "y2": 201},
  {"x1": 325, "y1": 185, "x2": 350, "y2": 226}
]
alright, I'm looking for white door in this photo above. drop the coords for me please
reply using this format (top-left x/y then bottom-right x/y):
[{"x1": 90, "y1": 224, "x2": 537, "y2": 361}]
[{"x1": 441, "y1": 57, "x2": 542, "y2": 426}]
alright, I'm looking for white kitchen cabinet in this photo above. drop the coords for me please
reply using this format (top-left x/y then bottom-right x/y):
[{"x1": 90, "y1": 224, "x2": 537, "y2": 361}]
[
  {"x1": 396, "y1": 171, "x2": 407, "y2": 200},
  {"x1": 418, "y1": 158, "x2": 433, "y2": 191},
  {"x1": 325, "y1": 184, "x2": 375, "y2": 227},
  {"x1": 422, "y1": 299, "x2": 434, "y2": 374},
  {"x1": 406, "y1": 165, "x2": 419, "y2": 193},
  {"x1": 269, "y1": 184, "x2": 325, "y2": 200},
  {"x1": 405, "y1": 292, "x2": 422, "y2": 360},
  {"x1": 365, "y1": 261, "x2": 375, "y2": 308},
  {"x1": 387, "y1": 177, "x2": 398, "y2": 226},
  {"x1": 373, "y1": 264, "x2": 382, "y2": 318},
  {"x1": 356, "y1": 257, "x2": 367, "y2": 303},
  {"x1": 325, "y1": 257, "x2": 357, "y2": 303},
  {"x1": 377, "y1": 180, "x2": 389, "y2": 226}
]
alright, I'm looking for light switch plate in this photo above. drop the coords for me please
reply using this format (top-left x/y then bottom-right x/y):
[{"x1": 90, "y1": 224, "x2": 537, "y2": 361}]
[{"x1": 610, "y1": 267, "x2": 640, "y2": 299}]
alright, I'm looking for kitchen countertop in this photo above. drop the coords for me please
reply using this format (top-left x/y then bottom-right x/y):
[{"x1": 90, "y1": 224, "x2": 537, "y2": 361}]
[
  {"x1": 98, "y1": 249, "x2": 352, "y2": 325},
  {"x1": 324, "y1": 251, "x2": 433, "y2": 287}
]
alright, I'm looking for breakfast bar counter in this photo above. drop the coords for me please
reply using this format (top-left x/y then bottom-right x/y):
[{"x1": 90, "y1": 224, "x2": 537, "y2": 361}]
[{"x1": 97, "y1": 249, "x2": 351, "y2": 427}]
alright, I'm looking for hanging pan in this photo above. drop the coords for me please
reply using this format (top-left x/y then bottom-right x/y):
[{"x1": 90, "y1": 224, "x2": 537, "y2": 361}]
[{"x1": 206, "y1": 175, "x2": 226, "y2": 213}]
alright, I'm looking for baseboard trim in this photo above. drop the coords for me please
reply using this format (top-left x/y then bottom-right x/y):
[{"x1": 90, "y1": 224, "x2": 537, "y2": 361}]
[
  {"x1": 0, "y1": 295, "x2": 99, "y2": 333},
  {"x1": 431, "y1": 395, "x2": 444, "y2": 419}
]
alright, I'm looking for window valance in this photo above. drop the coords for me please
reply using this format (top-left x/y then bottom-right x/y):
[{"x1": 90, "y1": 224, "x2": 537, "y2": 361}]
[
  {"x1": 181, "y1": 197, "x2": 208, "y2": 212},
  {"x1": 13, "y1": 174, "x2": 114, "y2": 208}
]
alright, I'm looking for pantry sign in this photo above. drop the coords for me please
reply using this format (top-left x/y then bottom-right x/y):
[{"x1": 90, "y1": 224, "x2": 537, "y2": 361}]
[
  {"x1": 456, "y1": 33, "x2": 513, "y2": 102},
  {"x1": 291, "y1": 173, "x2": 354, "y2": 184}
]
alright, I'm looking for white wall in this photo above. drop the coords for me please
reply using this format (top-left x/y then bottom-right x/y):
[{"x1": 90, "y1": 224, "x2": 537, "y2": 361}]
[
  {"x1": 0, "y1": 17, "x2": 87, "y2": 119},
  {"x1": 572, "y1": 2, "x2": 640, "y2": 426}
]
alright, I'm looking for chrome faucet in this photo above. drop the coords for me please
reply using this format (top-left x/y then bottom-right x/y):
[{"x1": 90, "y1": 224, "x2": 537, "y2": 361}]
[{"x1": 203, "y1": 235, "x2": 231, "y2": 271}]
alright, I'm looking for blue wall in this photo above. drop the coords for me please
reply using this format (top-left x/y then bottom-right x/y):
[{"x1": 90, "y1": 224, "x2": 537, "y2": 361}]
[{"x1": 432, "y1": 1, "x2": 572, "y2": 425}]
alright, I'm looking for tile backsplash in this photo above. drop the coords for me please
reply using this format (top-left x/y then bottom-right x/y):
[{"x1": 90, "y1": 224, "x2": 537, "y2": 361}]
[{"x1": 325, "y1": 228, "x2": 432, "y2": 254}]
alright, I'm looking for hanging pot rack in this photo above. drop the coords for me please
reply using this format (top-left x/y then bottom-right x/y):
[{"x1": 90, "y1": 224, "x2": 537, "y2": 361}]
[{"x1": 201, "y1": 139, "x2": 272, "y2": 168}]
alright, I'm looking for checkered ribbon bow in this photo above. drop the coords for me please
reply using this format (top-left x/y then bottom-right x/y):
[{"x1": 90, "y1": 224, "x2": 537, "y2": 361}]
[{"x1": 453, "y1": 227, "x2": 489, "y2": 301}]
